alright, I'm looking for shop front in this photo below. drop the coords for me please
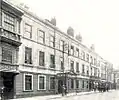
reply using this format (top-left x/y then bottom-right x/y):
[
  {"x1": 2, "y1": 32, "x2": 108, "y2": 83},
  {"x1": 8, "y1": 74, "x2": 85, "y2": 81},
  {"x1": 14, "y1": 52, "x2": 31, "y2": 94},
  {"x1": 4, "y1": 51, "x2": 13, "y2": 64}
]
[{"x1": 0, "y1": 63, "x2": 19, "y2": 99}]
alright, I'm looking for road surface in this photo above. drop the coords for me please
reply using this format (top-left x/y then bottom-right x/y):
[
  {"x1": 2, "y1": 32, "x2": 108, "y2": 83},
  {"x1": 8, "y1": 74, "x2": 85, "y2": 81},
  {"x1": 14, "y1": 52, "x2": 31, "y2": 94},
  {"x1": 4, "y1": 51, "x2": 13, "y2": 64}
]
[{"x1": 50, "y1": 90, "x2": 119, "y2": 100}]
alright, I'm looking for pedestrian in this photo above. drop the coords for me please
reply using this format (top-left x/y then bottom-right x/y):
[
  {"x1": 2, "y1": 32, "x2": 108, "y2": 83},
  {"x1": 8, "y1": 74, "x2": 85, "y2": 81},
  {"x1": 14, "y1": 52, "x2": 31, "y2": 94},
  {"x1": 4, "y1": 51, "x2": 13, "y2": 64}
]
[
  {"x1": 62, "y1": 85, "x2": 65, "y2": 96},
  {"x1": 106, "y1": 83, "x2": 109, "y2": 92}
]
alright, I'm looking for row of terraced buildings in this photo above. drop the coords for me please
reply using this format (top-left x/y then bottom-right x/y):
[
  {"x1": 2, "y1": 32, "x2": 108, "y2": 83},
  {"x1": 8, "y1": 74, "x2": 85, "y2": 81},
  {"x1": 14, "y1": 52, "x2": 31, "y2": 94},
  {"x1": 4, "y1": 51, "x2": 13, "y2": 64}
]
[{"x1": 0, "y1": 0, "x2": 115, "y2": 99}]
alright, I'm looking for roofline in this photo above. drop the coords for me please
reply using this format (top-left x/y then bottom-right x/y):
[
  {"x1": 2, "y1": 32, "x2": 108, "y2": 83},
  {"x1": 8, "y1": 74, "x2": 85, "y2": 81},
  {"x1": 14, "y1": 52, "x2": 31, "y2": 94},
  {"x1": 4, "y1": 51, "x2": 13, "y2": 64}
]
[
  {"x1": 3, "y1": 0, "x2": 24, "y2": 15},
  {"x1": 7, "y1": 0, "x2": 113, "y2": 64}
]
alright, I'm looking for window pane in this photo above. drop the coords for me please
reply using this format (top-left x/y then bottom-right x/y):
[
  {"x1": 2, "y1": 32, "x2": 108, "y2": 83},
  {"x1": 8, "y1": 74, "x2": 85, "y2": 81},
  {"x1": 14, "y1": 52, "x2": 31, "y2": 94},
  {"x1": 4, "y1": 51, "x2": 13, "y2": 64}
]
[
  {"x1": 82, "y1": 64, "x2": 85, "y2": 73},
  {"x1": 70, "y1": 60, "x2": 74, "y2": 71},
  {"x1": 50, "y1": 77, "x2": 55, "y2": 89},
  {"x1": 60, "y1": 57, "x2": 64, "y2": 70},
  {"x1": 76, "y1": 80, "x2": 79, "y2": 88},
  {"x1": 39, "y1": 76, "x2": 45, "y2": 89},
  {"x1": 25, "y1": 23, "x2": 32, "y2": 38},
  {"x1": 71, "y1": 46, "x2": 74, "y2": 55},
  {"x1": 50, "y1": 55, "x2": 55, "y2": 68},
  {"x1": 50, "y1": 35, "x2": 55, "y2": 47},
  {"x1": 25, "y1": 47, "x2": 32, "y2": 64},
  {"x1": 39, "y1": 51, "x2": 44, "y2": 66},
  {"x1": 25, "y1": 75, "x2": 32, "y2": 90},
  {"x1": 82, "y1": 80, "x2": 84, "y2": 88},
  {"x1": 4, "y1": 13, "x2": 15, "y2": 32},
  {"x1": 60, "y1": 40, "x2": 64, "y2": 51},
  {"x1": 38, "y1": 30, "x2": 45, "y2": 43},
  {"x1": 71, "y1": 79, "x2": 74, "y2": 89},
  {"x1": 76, "y1": 48, "x2": 79, "y2": 57},
  {"x1": 2, "y1": 47, "x2": 12, "y2": 63},
  {"x1": 76, "y1": 62, "x2": 79, "y2": 73}
]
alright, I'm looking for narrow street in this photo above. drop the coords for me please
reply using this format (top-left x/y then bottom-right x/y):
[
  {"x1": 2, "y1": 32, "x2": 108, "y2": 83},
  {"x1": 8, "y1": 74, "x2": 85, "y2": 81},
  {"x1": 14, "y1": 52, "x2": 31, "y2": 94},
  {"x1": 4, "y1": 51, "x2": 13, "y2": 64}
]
[{"x1": 50, "y1": 90, "x2": 119, "y2": 100}]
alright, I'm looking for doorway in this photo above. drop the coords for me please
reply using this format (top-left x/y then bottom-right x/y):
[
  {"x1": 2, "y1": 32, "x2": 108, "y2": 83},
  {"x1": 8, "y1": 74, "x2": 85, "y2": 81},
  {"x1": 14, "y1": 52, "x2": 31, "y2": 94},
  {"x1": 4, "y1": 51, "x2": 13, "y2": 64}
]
[
  {"x1": 2, "y1": 72, "x2": 15, "y2": 99},
  {"x1": 58, "y1": 80, "x2": 63, "y2": 93}
]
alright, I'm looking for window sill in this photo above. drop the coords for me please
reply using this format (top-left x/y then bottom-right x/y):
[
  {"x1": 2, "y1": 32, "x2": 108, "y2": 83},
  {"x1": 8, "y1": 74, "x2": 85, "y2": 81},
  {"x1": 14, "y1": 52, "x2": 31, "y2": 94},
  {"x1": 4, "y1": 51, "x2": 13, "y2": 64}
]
[
  {"x1": 49, "y1": 67, "x2": 55, "y2": 70},
  {"x1": 37, "y1": 89, "x2": 46, "y2": 91},
  {"x1": 37, "y1": 66, "x2": 47, "y2": 69},
  {"x1": 23, "y1": 90, "x2": 33, "y2": 92},
  {"x1": 23, "y1": 63, "x2": 33, "y2": 67}
]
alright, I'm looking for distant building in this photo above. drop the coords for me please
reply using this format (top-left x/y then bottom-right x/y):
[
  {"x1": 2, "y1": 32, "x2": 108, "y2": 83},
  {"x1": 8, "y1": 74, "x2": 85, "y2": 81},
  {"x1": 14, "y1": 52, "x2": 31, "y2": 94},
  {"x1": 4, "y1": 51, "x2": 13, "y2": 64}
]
[{"x1": 113, "y1": 70, "x2": 119, "y2": 89}]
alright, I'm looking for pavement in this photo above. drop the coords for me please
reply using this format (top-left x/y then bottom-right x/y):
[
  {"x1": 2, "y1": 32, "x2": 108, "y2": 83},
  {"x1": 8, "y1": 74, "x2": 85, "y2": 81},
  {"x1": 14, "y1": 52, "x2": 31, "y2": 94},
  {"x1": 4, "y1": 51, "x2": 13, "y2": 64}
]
[
  {"x1": 9, "y1": 90, "x2": 101, "y2": 100},
  {"x1": 50, "y1": 89, "x2": 119, "y2": 100},
  {"x1": 0, "y1": 90, "x2": 116, "y2": 100}
]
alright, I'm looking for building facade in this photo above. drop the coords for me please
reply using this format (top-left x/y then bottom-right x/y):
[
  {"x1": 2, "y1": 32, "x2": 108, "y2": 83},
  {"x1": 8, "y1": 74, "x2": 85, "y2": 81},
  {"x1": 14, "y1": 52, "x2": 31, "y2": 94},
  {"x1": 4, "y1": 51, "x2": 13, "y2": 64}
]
[
  {"x1": 0, "y1": 0, "x2": 23, "y2": 99},
  {"x1": 0, "y1": 0, "x2": 114, "y2": 99}
]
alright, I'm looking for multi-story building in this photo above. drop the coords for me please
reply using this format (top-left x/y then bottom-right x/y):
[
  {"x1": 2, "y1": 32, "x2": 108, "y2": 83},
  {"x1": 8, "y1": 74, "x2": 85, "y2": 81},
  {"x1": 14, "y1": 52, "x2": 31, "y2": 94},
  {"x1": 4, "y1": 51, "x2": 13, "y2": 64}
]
[
  {"x1": 106, "y1": 62, "x2": 113, "y2": 89},
  {"x1": 0, "y1": 0, "x2": 114, "y2": 99},
  {"x1": 0, "y1": 0, "x2": 23, "y2": 99},
  {"x1": 100, "y1": 59, "x2": 107, "y2": 82},
  {"x1": 113, "y1": 70, "x2": 119, "y2": 89}
]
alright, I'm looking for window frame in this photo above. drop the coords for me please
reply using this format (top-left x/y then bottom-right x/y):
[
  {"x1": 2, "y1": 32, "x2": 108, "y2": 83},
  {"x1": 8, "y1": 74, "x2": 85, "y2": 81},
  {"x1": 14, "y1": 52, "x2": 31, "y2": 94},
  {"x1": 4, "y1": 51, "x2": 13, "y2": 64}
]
[
  {"x1": 60, "y1": 57, "x2": 64, "y2": 70},
  {"x1": 38, "y1": 75, "x2": 46, "y2": 90},
  {"x1": 2, "y1": 47, "x2": 13, "y2": 64},
  {"x1": 71, "y1": 45, "x2": 74, "y2": 55},
  {"x1": 60, "y1": 40, "x2": 64, "y2": 51},
  {"x1": 50, "y1": 54, "x2": 55, "y2": 68},
  {"x1": 82, "y1": 80, "x2": 84, "y2": 88},
  {"x1": 39, "y1": 51, "x2": 45, "y2": 66},
  {"x1": 76, "y1": 48, "x2": 79, "y2": 57},
  {"x1": 24, "y1": 74, "x2": 33, "y2": 91},
  {"x1": 82, "y1": 51, "x2": 85, "y2": 60},
  {"x1": 76, "y1": 62, "x2": 79, "y2": 73},
  {"x1": 94, "y1": 58, "x2": 97, "y2": 65},
  {"x1": 25, "y1": 47, "x2": 32, "y2": 64},
  {"x1": 86, "y1": 54, "x2": 89, "y2": 62},
  {"x1": 70, "y1": 60, "x2": 74, "y2": 71},
  {"x1": 71, "y1": 79, "x2": 74, "y2": 89},
  {"x1": 90, "y1": 56, "x2": 93, "y2": 64},
  {"x1": 82, "y1": 64, "x2": 85, "y2": 74},
  {"x1": 24, "y1": 23, "x2": 32, "y2": 38},
  {"x1": 49, "y1": 76, "x2": 55, "y2": 90},
  {"x1": 37, "y1": 29, "x2": 45, "y2": 44},
  {"x1": 76, "y1": 80, "x2": 79, "y2": 89},
  {"x1": 3, "y1": 12, "x2": 15, "y2": 32},
  {"x1": 50, "y1": 35, "x2": 55, "y2": 47}
]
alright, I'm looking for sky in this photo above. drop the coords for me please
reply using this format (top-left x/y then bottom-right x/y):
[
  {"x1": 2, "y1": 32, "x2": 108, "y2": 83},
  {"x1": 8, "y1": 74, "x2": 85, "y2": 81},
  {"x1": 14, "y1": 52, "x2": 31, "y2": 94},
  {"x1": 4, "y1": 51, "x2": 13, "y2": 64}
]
[{"x1": 11, "y1": 0, "x2": 119, "y2": 69}]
